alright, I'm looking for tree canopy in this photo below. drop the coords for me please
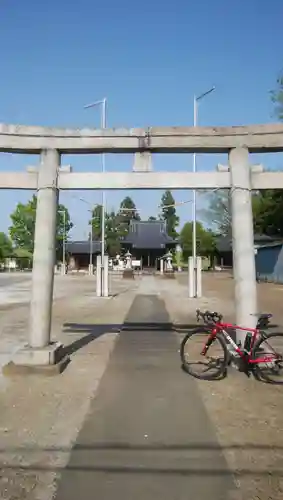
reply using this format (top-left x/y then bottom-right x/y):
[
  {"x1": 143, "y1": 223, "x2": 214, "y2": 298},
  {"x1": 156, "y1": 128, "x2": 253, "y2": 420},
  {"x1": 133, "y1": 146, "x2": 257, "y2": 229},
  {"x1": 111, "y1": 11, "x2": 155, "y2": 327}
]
[
  {"x1": 271, "y1": 70, "x2": 283, "y2": 120},
  {"x1": 116, "y1": 196, "x2": 140, "y2": 240},
  {"x1": 201, "y1": 71, "x2": 283, "y2": 239},
  {"x1": 253, "y1": 190, "x2": 283, "y2": 236},
  {"x1": 9, "y1": 195, "x2": 73, "y2": 261},
  {"x1": 0, "y1": 232, "x2": 13, "y2": 262},
  {"x1": 253, "y1": 72, "x2": 283, "y2": 235},
  {"x1": 203, "y1": 189, "x2": 278, "y2": 238},
  {"x1": 118, "y1": 196, "x2": 140, "y2": 224},
  {"x1": 89, "y1": 197, "x2": 140, "y2": 256},
  {"x1": 159, "y1": 190, "x2": 179, "y2": 238},
  {"x1": 9, "y1": 195, "x2": 37, "y2": 253},
  {"x1": 105, "y1": 210, "x2": 122, "y2": 256},
  {"x1": 203, "y1": 190, "x2": 231, "y2": 237},
  {"x1": 180, "y1": 221, "x2": 215, "y2": 260},
  {"x1": 90, "y1": 204, "x2": 103, "y2": 241}
]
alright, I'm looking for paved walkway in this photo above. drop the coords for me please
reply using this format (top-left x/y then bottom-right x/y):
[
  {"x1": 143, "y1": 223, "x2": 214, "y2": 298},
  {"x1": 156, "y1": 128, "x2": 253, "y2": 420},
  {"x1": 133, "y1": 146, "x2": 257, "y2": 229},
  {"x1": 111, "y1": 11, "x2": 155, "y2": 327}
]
[{"x1": 55, "y1": 294, "x2": 236, "y2": 500}]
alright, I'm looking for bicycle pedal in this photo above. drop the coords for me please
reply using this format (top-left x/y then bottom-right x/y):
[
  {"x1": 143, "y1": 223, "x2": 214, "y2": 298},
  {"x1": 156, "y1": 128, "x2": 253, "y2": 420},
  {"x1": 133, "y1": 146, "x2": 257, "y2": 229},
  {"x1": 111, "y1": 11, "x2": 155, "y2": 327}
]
[
  {"x1": 239, "y1": 361, "x2": 252, "y2": 377},
  {"x1": 230, "y1": 357, "x2": 250, "y2": 375}
]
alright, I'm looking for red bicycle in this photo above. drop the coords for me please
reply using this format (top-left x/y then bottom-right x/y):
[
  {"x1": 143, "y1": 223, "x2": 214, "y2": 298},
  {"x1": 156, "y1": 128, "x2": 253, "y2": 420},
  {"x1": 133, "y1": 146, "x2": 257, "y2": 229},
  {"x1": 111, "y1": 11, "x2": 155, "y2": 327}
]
[{"x1": 180, "y1": 309, "x2": 283, "y2": 383}]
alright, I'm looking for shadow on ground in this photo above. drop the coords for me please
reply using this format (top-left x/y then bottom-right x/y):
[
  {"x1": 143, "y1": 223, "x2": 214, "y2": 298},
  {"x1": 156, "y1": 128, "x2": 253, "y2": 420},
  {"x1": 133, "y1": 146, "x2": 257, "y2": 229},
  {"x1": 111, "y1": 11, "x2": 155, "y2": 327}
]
[
  {"x1": 62, "y1": 321, "x2": 199, "y2": 357},
  {"x1": 62, "y1": 323, "x2": 121, "y2": 356},
  {"x1": 0, "y1": 443, "x2": 282, "y2": 477}
]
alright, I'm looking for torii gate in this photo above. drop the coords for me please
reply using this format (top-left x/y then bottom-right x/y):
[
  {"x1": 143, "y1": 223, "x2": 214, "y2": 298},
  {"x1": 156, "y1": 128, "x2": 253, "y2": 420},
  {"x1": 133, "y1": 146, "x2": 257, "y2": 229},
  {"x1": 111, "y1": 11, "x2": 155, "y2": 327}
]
[{"x1": 1, "y1": 122, "x2": 283, "y2": 374}]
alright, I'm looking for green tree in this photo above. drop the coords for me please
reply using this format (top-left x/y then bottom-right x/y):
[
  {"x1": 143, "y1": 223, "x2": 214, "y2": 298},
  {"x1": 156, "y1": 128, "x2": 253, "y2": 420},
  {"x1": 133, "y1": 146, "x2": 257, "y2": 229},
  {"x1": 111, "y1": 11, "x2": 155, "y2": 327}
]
[
  {"x1": 160, "y1": 190, "x2": 179, "y2": 238},
  {"x1": 13, "y1": 248, "x2": 33, "y2": 270},
  {"x1": 90, "y1": 204, "x2": 103, "y2": 240},
  {"x1": 271, "y1": 70, "x2": 283, "y2": 120},
  {"x1": 148, "y1": 216, "x2": 157, "y2": 221},
  {"x1": 251, "y1": 73, "x2": 283, "y2": 234},
  {"x1": 118, "y1": 196, "x2": 140, "y2": 226},
  {"x1": 253, "y1": 190, "x2": 283, "y2": 236},
  {"x1": 204, "y1": 190, "x2": 264, "y2": 237},
  {"x1": 105, "y1": 211, "x2": 122, "y2": 256},
  {"x1": 180, "y1": 221, "x2": 215, "y2": 260},
  {"x1": 202, "y1": 72, "x2": 283, "y2": 238},
  {"x1": 114, "y1": 196, "x2": 140, "y2": 241},
  {"x1": 9, "y1": 195, "x2": 37, "y2": 253},
  {"x1": 203, "y1": 190, "x2": 231, "y2": 237},
  {"x1": 0, "y1": 232, "x2": 13, "y2": 262},
  {"x1": 9, "y1": 195, "x2": 73, "y2": 260},
  {"x1": 89, "y1": 206, "x2": 123, "y2": 256}
]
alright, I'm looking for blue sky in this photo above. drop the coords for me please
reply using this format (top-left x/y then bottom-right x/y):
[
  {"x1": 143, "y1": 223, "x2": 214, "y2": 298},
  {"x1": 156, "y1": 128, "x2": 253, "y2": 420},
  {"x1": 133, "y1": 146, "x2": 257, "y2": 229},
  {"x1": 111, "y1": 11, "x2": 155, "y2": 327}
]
[{"x1": 0, "y1": 0, "x2": 283, "y2": 239}]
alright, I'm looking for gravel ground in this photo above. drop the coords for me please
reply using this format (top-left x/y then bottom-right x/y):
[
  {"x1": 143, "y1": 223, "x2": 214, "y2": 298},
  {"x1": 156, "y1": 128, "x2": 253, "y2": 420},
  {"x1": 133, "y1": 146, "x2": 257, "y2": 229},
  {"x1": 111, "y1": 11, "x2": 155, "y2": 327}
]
[
  {"x1": 0, "y1": 272, "x2": 283, "y2": 500},
  {"x1": 0, "y1": 275, "x2": 139, "y2": 500},
  {"x1": 166, "y1": 272, "x2": 283, "y2": 500}
]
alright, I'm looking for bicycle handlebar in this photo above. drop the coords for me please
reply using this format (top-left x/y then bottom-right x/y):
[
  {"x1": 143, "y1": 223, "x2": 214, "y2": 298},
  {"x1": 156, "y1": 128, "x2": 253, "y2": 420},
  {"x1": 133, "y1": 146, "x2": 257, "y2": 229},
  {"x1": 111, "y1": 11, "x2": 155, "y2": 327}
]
[{"x1": 196, "y1": 309, "x2": 223, "y2": 324}]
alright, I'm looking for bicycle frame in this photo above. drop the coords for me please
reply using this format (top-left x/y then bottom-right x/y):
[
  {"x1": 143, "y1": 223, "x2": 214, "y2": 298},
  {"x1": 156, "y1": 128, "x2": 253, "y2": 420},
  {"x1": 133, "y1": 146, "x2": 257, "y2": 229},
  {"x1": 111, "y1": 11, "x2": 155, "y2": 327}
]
[{"x1": 202, "y1": 321, "x2": 278, "y2": 365}]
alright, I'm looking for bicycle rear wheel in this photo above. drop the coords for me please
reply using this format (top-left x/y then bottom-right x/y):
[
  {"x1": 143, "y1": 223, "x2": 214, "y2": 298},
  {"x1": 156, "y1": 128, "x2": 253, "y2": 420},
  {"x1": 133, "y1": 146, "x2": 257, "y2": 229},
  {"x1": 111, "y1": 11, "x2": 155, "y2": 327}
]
[
  {"x1": 252, "y1": 331, "x2": 283, "y2": 384},
  {"x1": 180, "y1": 327, "x2": 228, "y2": 380}
]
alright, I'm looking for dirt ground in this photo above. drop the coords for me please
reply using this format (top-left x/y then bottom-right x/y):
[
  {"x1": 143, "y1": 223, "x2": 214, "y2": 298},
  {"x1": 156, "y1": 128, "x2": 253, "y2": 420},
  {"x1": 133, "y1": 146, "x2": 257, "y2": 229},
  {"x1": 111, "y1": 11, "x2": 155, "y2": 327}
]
[
  {"x1": 0, "y1": 273, "x2": 283, "y2": 500},
  {"x1": 203, "y1": 271, "x2": 283, "y2": 324},
  {"x1": 176, "y1": 270, "x2": 283, "y2": 325},
  {"x1": 0, "y1": 275, "x2": 139, "y2": 500},
  {"x1": 169, "y1": 272, "x2": 283, "y2": 500}
]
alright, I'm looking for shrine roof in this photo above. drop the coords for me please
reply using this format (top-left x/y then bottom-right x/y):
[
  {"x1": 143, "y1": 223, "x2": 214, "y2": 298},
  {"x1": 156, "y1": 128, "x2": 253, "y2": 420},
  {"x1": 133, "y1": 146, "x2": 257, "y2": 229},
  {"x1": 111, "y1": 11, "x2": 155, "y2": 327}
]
[{"x1": 123, "y1": 220, "x2": 177, "y2": 249}]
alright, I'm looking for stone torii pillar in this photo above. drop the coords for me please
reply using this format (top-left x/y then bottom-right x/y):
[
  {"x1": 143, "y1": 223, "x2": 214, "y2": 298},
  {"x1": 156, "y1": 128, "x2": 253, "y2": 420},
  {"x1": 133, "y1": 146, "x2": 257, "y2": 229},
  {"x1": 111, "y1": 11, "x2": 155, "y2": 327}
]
[
  {"x1": 229, "y1": 148, "x2": 258, "y2": 345},
  {"x1": 4, "y1": 149, "x2": 68, "y2": 375}
]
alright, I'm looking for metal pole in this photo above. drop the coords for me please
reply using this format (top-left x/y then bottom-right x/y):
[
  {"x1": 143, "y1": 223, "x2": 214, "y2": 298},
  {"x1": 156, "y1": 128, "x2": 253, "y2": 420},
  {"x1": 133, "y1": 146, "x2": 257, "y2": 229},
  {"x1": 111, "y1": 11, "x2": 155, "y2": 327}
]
[
  {"x1": 83, "y1": 97, "x2": 107, "y2": 278},
  {"x1": 101, "y1": 98, "x2": 107, "y2": 263},
  {"x1": 63, "y1": 210, "x2": 66, "y2": 270},
  {"x1": 191, "y1": 86, "x2": 215, "y2": 297},
  {"x1": 192, "y1": 96, "x2": 197, "y2": 297},
  {"x1": 90, "y1": 218, "x2": 93, "y2": 267}
]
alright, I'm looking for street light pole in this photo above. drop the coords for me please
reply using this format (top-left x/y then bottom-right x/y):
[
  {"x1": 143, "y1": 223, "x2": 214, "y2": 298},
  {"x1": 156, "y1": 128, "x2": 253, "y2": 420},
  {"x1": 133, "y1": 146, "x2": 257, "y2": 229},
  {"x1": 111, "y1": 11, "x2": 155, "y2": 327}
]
[
  {"x1": 63, "y1": 210, "x2": 66, "y2": 270},
  {"x1": 88, "y1": 212, "x2": 100, "y2": 271},
  {"x1": 192, "y1": 86, "x2": 215, "y2": 297},
  {"x1": 90, "y1": 217, "x2": 93, "y2": 269},
  {"x1": 101, "y1": 98, "x2": 106, "y2": 264},
  {"x1": 58, "y1": 209, "x2": 66, "y2": 274},
  {"x1": 84, "y1": 98, "x2": 107, "y2": 264}
]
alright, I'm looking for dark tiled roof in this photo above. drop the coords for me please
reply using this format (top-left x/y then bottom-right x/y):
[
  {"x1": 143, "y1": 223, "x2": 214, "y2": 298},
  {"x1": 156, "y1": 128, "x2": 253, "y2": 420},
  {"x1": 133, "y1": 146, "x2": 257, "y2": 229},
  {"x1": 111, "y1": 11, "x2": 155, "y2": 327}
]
[
  {"x1": 256, "y1": 240, "x2": 283, "y2": 250},
  {"x1": 123, "y1": 220, "x2": 177, "y2": 249},
  {"x1": 66, "y1": 240, "x2": 101, "y2": 255},
  {"x1": 216, "y1": 233, "x2": 277, "y2": 253},
  {"x1": 254, "y1": 233, "x2": 274, "y2": 242}
]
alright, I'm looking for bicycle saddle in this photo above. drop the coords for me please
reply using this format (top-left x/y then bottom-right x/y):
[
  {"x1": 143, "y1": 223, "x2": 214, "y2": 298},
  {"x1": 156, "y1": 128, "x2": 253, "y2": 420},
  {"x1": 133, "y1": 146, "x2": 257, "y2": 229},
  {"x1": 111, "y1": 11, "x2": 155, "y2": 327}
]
[{"x1": 251, "y1": 313, "x2": 272, "y2": 320}]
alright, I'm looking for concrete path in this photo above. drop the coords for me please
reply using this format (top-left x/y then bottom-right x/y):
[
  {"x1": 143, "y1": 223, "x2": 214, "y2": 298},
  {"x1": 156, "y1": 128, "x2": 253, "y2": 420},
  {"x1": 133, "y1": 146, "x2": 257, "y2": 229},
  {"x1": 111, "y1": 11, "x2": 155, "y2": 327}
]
[{"x1": 55, "y1": 294, "x2": 236, "y2": 500}]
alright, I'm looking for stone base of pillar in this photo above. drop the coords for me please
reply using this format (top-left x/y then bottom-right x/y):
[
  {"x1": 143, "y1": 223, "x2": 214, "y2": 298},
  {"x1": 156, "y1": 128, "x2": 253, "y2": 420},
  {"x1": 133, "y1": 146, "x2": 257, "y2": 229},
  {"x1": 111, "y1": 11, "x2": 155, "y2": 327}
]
[
  {"x1": 88, "y1": 264, "x2": 94, "y2": 275},
  {"x1": 188, "y1": 256, "x2": 202, "y2": 298},
  {"x1": 61, "y1": 264, "x2": 67, "y2": 275},
  {"x1": 2, "y1": 341, "x2": 69, "y2": 376},
  {"x1": 102, "y1": 256, "x2": 109, "y2": 296},
  {"x1": 123, "y1": 269, "x2": 134, "y2": 279}
]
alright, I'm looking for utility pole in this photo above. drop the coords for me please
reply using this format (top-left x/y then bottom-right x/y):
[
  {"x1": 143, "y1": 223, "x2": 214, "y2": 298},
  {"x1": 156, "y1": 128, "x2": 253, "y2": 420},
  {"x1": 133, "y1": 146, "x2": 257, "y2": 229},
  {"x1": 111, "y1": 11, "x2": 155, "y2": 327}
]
[{"x1": 192, "y1": 86, "x2": 216, "y2": 296}]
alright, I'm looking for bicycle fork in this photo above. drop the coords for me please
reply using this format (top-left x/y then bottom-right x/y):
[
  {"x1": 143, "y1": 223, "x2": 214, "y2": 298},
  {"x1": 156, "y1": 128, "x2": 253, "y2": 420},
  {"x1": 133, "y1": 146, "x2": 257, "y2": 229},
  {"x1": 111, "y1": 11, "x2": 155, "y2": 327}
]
[{"x1": 201, "y1": 331, "x2": 217, "y2": 356}]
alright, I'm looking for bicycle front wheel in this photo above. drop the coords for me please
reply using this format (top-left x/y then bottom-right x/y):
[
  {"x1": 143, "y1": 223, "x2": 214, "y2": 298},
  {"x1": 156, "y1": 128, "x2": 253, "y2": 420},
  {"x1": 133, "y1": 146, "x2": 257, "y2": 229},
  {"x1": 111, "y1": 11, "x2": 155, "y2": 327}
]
[
  {"x1": 180, "y1": 327, "x2": 228, "y2": 380},
  {"x1": 252, "y1": 331, "x2": 283, "y2": 384}
]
